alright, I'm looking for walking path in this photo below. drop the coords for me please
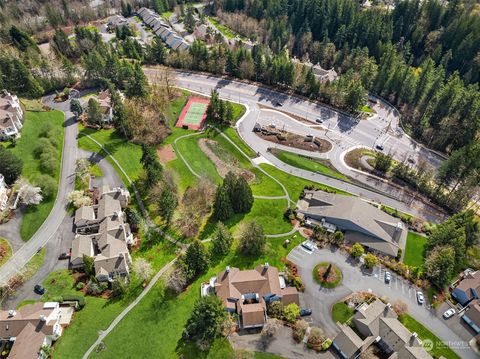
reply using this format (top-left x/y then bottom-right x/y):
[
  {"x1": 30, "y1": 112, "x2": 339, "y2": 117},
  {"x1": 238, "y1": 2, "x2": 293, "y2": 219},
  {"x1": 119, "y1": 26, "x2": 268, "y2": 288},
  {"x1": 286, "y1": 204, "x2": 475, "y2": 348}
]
[{"x1": 82, "y1": 258, "x2": 177, "y2": 359}]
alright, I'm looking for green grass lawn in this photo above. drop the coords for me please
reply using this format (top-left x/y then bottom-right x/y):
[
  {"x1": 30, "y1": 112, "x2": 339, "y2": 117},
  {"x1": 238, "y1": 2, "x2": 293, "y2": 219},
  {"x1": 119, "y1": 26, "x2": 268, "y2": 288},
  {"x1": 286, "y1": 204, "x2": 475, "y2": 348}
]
[
  {"x1": 89, "y1": 230, "x2": 303, "y2": 359},
  {"x1": 398, "y1": 314, "x2": 460, "y2": 359},
  {"x1": 42, "y1": 269, "x2": 77, "y2": 300},
  {"x1": 259, "y1": 164, "x2": 351, "y2": 202},
  {"x1": 272, "y1": 149, "x2": 349, "y2": 181},
  {"x1": 208, "y1": 17, "x2": 237, "y2": 39},
  {"x1": 9, "y1": 110, "x2": 64, "y2": 240},
  {"x1": 0, "y1": 238, "x2": 12, "y2": 267},
  {"x1": 313, "y1": 262, "x2": 343, "y2": 288},
  {"x1": 360, "y1": 104, "x2": 375, "y2": 113},
  {"x1": 332, "y1": 302, "x2": 355, "y2": 324},
  {"x1": 222, "y1": 127, "x2": 257, "y2": 158},
  {"x1": 403, "y1": 232, "x2": 427, "y2": 268},
  {"x1": 78, "y1": 127, "x2": 143, "y2": 184}
]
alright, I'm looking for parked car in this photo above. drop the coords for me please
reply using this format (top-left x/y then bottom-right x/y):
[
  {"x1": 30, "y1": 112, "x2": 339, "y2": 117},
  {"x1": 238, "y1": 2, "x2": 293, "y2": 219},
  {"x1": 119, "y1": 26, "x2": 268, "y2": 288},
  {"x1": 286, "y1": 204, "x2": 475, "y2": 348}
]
[
  {"x1": 385, "y1": 271, "x2": 391, "y2": 284},
  {"x1": 375, "y1": 144, "x2": 384, "y2": 151},
  {"x1": 416, "y1": 291, "x2": 425, "y2": 304},
  {"x1": 58, "y1": 252, "x2": 71, "y2": 260},
  {"x1": 300, "y1": 308, "x2": 312, "y2": 317},
  {"x1": 34, "y1": 285, "x2": 45, "y2": 295},
  {"x1": 301, "y1": 241, "x2": 314, "y2": 252},
  {"x1": 316, "y1": 118, "x2": 324, "y2": 123},
  {"x1": 443, "y1": 308, "x2": 455, "y2": 319}
]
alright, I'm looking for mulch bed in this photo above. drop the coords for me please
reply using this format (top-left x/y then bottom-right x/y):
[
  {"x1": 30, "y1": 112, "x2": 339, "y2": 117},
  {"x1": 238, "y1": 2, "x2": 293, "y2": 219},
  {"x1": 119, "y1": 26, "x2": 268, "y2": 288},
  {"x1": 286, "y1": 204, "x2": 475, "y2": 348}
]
[
  {"x1": 257, "y1": 131, "x2": 332, "y2": 153},
  {"x1": 313, "y1": 262, "x2": 342, "y2": 288}
]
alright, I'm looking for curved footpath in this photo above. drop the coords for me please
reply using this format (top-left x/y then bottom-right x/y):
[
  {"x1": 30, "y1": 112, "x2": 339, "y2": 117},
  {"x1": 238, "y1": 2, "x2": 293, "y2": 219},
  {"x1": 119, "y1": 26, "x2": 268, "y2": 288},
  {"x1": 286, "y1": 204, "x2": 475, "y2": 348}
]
[
  {"x1": 0, "y1": 96, "x2": 77, "y2": 286},
  {"x1": 144, "y1": 69, "x2": 444, "y2": 222}
]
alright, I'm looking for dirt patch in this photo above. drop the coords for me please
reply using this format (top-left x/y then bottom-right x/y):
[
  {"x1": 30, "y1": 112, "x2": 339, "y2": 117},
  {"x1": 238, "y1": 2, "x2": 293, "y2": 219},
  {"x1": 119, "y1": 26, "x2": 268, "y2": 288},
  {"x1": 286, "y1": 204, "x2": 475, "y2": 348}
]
[
  {"x1": 256, "y1": 131, "x2": 332, "y2": 152},
  {"x1": 198, "y1": 138, "x2": 255, "y2": 182},
  {"x1": 157, "y1": 144, "x2": 177, "y2": 163}
]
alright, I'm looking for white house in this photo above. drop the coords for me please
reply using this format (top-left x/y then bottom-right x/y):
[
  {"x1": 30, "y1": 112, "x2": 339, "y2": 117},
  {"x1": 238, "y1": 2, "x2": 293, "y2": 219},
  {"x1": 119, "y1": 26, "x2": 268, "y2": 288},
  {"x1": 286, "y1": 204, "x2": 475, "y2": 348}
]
[
  {"x1": 0, "y1": 90, "x2": 24, "y2": 140},
  {"x1": 0, "y1": 174, "x2": 9, "y2": 211}
]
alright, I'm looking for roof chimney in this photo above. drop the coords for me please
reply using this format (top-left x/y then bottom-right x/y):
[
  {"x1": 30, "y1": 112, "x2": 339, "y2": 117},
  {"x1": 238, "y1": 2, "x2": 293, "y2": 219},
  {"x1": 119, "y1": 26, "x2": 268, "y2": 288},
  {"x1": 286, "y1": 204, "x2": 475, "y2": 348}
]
[
  {"x1": 384, "y1": 303, "x2": 391, "y2": 316},
  {"x1": 410, "y1": 332, "x2": 418, "y2": 346},
  {"x1": 226, "y1": 266, "x2": 230, "y2": 273},
  {"x1": 39, "y1": 315, "x2": 47, "y2": 322},
  {"x1": 8, "y1": 310, "x2": 16, "y2": 318},
  {"x1": 264, "y1": 263, "x2": 269, "y2": 269}
]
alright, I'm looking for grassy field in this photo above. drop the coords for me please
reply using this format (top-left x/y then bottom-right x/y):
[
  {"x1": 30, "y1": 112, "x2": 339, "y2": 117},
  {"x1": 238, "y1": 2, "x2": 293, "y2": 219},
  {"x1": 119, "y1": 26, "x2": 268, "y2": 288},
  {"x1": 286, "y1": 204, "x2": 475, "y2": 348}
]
[
  {"x1": 78, "y1": 127, "x2": 143, "y2": 185},
  {"x1": 52, "y1": 235, "x2": 176, "y2": 359},
  {"x1": 0, "y1": 238, "x2": 12, "y2": 267},
  {"x1": 331, "y1": 302, "x2": 355, "y2": 324},
  {"x1": 259, "y1": 164, "x2": 351, "y2": 202},
  {"x1": 398, "y1": 314, "x2": 460, "y2": 359},
  {"x1": 271, "y1": 149, "x2": 349, "y2": 181},
  {"x1": 90, "y1": 230, "x2": 303, "y2": 359},
  {"x1": 403, "y1": 232, "x2": 428, "y2": 268},
  {"x1": 208, "y1": 17, "x2": 242, "y2": 40},
  {"x1": 9, "y1": 110, "x2": 64, "y2": 240}
]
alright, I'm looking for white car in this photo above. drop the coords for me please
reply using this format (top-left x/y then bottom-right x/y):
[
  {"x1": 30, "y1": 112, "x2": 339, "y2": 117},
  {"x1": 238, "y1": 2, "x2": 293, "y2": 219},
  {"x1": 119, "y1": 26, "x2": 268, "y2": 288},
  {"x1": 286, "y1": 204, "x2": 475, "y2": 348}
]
[
  {"x1": 385, "y1": 271, "x2": 391, "y2": 284},
  {"x1": 443, "y1": 308, "x2": 455, "y2": 319},
  {"x1": 416, "y1": 291, "x2": 425, "y2": 304},
  {"x1": 301, "y1": 241, "x2": 314, "y2": 252}
]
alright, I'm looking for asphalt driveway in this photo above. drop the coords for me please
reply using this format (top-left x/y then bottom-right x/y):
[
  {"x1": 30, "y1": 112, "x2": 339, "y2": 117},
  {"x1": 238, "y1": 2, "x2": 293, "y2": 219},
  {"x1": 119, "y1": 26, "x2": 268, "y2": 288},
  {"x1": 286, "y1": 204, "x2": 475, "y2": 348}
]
[{"x1": 287, "y1": 245, "x2": 478, "y2": 359}]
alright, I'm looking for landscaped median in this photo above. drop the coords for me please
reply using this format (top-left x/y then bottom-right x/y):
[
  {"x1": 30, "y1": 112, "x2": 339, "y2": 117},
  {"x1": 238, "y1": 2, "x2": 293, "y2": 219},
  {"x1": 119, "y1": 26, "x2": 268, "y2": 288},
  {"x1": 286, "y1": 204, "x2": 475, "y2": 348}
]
[{"x1": 312, "y1": 262, "x2": 342, "y2": 288}]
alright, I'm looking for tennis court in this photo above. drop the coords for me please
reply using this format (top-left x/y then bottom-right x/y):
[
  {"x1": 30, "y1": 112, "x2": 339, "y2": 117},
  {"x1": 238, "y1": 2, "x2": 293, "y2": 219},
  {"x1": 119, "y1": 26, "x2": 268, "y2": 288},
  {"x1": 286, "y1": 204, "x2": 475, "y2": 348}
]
[{"x1": 176, "y1": 97, "x2": 210, "y2": 130}]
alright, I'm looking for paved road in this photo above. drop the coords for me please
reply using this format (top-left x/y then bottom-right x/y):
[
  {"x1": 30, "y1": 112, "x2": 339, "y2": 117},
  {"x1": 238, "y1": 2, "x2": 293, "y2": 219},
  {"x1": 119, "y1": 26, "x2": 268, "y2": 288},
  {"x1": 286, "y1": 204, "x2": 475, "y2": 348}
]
[
  {"x1": 77, "y1": 149, "x2": 124, "y2": 189},
  {"x1": 287, "y1": 245, "x2": 478, "y2": 359},
  {"x1": 0, "y1": 96, "x2": 77, "y2": 286},
  {"x1": 144, "y1": 69, "x2": 444, "y2": 222}
]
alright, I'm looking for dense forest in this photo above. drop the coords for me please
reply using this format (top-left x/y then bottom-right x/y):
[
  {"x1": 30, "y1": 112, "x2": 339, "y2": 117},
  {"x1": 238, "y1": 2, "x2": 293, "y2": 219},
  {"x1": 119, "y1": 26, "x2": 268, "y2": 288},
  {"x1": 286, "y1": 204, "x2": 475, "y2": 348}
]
[{"x1": 0, "y1": 0, "x2": 478, "y2": 211}]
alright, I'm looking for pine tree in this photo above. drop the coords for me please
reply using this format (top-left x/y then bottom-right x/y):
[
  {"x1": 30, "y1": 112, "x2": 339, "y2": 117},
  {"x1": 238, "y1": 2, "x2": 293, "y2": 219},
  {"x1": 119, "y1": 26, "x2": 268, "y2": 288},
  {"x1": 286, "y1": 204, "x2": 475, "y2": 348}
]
[
  {"x1": 126, "y1": 62, "x2": 148, "y2": 98},
  {"x1": 232, "y1": 176, "x2": 254, "y2": 213},
  {"x1": 213, "y1": 184, "x2": 233, "y2": 221},
  {"x1": 210, "y1": 222, "x2": 233, "y2": 257},
  {"x1": 158, "y1": 189, "x2": 178, "y2": 225},
  {"x1": 183, "y1": 240, "x2": 209, "y2": 280}
]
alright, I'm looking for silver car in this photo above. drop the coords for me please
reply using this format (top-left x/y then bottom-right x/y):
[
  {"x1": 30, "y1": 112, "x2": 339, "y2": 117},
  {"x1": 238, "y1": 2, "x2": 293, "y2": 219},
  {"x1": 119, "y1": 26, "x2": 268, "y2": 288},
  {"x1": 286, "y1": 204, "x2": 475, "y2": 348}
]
[{"x1": 416, "y1": 291, "x2": 425, "y2": 304}]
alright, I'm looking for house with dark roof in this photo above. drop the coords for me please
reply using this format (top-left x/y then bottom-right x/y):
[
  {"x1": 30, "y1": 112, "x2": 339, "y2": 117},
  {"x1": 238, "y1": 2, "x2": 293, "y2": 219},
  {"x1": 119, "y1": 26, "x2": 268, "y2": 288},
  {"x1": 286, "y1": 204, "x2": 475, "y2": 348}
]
[
  {"x1": 0, "y1": 302, "x2": 66, "y2": 359},
  {"x1": 297, "y1": 190, "x2": 407, "y2": 257},
  {"x1": 451, "y1": 270, "x2": 480, "y2": 307},
  {"x1": 333, "y1": 299, "x2": 432, "y2": 359},
  {"x1": 214, "y1": 264, "x2": 299, "y2": 329}
]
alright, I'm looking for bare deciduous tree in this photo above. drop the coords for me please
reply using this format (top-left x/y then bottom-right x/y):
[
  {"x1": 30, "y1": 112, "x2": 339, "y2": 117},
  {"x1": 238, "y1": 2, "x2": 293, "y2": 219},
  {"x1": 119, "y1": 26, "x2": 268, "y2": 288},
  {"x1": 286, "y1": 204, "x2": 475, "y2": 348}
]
[
  {"x1": 166, "y1": 266, "x2": 187, "y2": 294},
  {"x1": 13, "y1": 178, "x2": 43, "y2": 208},
  {"x1": 393, "y1": 299, "x2": 408, "y2": 315}
]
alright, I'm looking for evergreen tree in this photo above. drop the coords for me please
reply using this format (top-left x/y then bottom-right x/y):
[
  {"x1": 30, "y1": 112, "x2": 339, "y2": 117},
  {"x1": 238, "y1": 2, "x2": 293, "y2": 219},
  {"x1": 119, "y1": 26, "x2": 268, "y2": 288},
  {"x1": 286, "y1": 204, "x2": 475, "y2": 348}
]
[
  {"x1": 182, "y1": 240, "x2": 209, "y2": 280},
  {"x1": 424, "y1": 245, "x2": 455, "y2": 289},
  {"x1": 141, "y1": 144, "x2": 163, "y2": 187},
  {"x1": 70, "y1": 99, "x2": 83, "y2": 117},
  {"x1": 158, "y1": 189, "x2": 177, "y2": 225},
  {"x1": 213, "y1": 184, "x2": 233, "y2": 221},
  {"x1": 238, "y1": 220, "x2": 265, "y2": 255},
  {"x1": 0, "y1": 147, "x2": 23, "y2": 185},
  {"x1": 126, "y1": 62, "x2": 148, "y2": 98},
  {"x1": 232, "y1": 175, "x2": 254, "y2": 213},
  {"x1": 210, "y1": 222, "x2": 233, "y2": 257},
  {"x1": 87, "y1": 98, "x2": 103, "y2": 126}
]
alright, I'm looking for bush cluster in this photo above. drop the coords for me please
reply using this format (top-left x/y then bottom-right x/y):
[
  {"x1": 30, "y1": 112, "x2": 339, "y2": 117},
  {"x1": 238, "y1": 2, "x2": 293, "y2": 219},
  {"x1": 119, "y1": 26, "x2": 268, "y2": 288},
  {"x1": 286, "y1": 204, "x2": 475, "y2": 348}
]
[{"x1": 33, "y1": 123, "x2": 60, "y2": 198}]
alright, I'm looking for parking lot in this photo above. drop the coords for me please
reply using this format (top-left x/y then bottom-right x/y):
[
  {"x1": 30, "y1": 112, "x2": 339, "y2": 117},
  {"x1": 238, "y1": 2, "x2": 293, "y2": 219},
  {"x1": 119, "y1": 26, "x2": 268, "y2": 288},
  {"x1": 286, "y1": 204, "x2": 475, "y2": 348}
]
[{"x1": 287, "y1": 243, "x2": 478, "y2": 359}]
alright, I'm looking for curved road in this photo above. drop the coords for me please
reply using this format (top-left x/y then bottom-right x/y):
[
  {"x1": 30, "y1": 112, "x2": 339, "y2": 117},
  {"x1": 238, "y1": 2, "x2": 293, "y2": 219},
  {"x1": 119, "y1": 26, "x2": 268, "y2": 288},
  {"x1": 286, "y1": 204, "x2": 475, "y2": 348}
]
[
  {"x1": 145, "y1": 69, "x2": 444, "y2": 222},
  {"x1": 0, "y1": 96, "x2": 77, "y2": 286}
]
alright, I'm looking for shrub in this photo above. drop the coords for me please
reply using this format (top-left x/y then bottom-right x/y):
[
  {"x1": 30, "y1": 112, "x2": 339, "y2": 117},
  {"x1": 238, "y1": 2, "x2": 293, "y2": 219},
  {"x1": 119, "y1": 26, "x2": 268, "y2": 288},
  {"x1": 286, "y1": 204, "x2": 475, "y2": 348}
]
[
  {"x1": 267, "y1": 301, "x2": 283, "y2": 319},
  {"x1": 39, "y1": 154, "x2": 57, "y2": 173},
  {"x1": 76, "y1": 282, "x2": 85, "y2": 290},
  {"x1": 351, "y1": 243, "x2": 365, "y2": 258},
  {"x1": 62, "y1": 294, "x2": 86, "y2": 308},
  {"x1": 307, "y1": 327, "x2": 325, "y2": 351},
  {"x1": 321, "y1": 338, "x2": 332, "y2": 350},
  {"x1": 87, "y1": 280, "x2": 108, "y2": 295},
  {"x1": 36, "y1": 174, "x2": 56, "y2": 199},
  {"x1": 283, "y1": 303, "x2": 300, "y2": 323},
  {"x1": 34, "y1": 138, "x2": 55, "y2": 157},
  {"x1": 292, "y1": 319, "x2": 308, "y2": 342},
  {"x1": 364, "y1": 253, "x2": 378, "y2": 268}
]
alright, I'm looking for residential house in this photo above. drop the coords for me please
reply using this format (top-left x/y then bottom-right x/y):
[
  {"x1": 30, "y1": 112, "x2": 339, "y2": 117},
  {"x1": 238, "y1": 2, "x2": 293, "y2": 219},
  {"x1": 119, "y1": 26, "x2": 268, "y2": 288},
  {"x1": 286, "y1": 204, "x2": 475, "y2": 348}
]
[
  {"x1": 297, "y1": 190, "x2": 407, "y2": 257},
  {"x1": 72, "y1": 186, "x2": 133, "y2": 281},
  {"x1": 450, "y1": 270, "x2": 480, "y2": 334},
  {"x1": 451, "y1": 270, "x2": 480, "y2": 307},
  {"x1": 95, "y1": 90, "x2": 113, "y2": 123},
  {"x1": 0, "y1": 90, "x2": 24, "y2": 140},
  {"x1": 293, "y1": 59, "x2": 338, "y2": 83},
  {"x1": 107, "y1": 15, "x2": 128, "y2": 30},
  {"x1": 0, "y1": 302, "x2": 65, "y2": 359},
  {"x1": 333, "y1": 299, "x2": 432, "y2": 359},
  {"x1": 0, "y1": 174, "x2": 9, "y2": 211},
  {"x1": 213, "y1": 264, "x2": 299, "y2": 329}
]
